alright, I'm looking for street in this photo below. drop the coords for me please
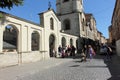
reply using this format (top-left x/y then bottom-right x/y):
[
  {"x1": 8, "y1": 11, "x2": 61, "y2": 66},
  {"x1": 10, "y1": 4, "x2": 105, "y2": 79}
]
[
  {"x1": 16, "y1": 56, "x2": 113, "y2": 80},
  {"x1": 0, "y1": 54, "x2": 120, "y2": 80}
]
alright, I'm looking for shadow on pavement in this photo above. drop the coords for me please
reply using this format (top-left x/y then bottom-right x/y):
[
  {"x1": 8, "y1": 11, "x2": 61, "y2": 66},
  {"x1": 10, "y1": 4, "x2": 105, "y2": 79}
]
[
  {"x1": 94, "y1": 54, "x2": 120, "y2": 80},
  {"x1": 104, "y1": 55, "x2": 120, "y2": 80},
  {"x1": 84, "y1": 65, "x2": 107, "y2": 68},
  {"x1": 69, "y1": 65, "x2": 80, "y2": 67},
  {"x1": 67, "y1": 53, "x2": 120, "y2": 80}
]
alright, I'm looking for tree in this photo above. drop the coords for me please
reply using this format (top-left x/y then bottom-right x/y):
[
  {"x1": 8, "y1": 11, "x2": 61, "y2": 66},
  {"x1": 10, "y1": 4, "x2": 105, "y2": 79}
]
[{"x1": 0, "y1": 0, "x2": 24, "y2": 10}]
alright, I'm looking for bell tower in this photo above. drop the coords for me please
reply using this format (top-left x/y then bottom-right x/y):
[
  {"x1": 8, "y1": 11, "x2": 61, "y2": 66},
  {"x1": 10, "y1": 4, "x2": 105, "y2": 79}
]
[
  {"x1": 56, "y1": 0, "x2": 84, "y2": 36},
  {"x1": 56, "y1": 0, "x2": 83, "y2": 15}
]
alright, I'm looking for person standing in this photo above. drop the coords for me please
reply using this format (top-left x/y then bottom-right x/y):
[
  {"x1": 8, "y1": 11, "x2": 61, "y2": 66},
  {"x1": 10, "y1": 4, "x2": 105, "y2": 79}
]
[
  {"x1": 58, "y1": 45, "x2": 62, "y2": 57},
  {"x1": 71, "y1": 45, "x2": 76, "y2": 56},
  {"x1": 67, "y1": 45, "x2": 71, "y2": 56},
  {"x1": 53, "y1": 48, "x2": 56, "y2": 57},
  {"x1": 107, "y1": 46, "x2": 112, "y2": 60}
]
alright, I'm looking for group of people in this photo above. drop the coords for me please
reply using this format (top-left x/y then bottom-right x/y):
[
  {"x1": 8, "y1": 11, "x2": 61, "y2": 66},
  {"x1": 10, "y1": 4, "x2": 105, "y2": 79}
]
[
  {"x1": 58, "y1": 45, "x2": 76, "y2": 58},
  {"x1": 80, "y1": 45, "x2": 96, "y2": 62},
  {"x1": 80, "y1": 43, "x2": 113, "y2": 62}
]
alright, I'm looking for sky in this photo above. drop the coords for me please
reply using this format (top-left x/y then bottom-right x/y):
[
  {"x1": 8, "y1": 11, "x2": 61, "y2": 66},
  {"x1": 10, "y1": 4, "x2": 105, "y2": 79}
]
[{"x1": 0, "y1": 0, "x2": 116, "y2": 38}]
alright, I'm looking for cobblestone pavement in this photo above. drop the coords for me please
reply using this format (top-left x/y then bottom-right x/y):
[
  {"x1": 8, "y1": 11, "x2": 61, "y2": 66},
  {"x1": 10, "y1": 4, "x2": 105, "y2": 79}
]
[{"x1": 17, "y1": 56, "x2": 112, "y2": 80}]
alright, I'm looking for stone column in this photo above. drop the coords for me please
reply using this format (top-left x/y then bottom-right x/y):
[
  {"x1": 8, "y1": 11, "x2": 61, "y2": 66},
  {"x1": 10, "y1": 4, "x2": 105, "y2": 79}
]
[
  {"x1": 27, "y1": 26, "x2": 31, "y2": 52},
  {"x1": 0, "y1": 23, "x2": 3, "y2": 52}
]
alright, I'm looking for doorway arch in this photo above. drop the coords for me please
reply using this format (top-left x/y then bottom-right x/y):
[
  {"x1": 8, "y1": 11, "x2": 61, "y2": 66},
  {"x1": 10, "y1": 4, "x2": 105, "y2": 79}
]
[
  {"x1": 61, "y1": 37, "x2": 66, "y2": 48},
  {"x1": 70, "y1": 38, "x2": 73, "y2": 46},
  {"x1": 31, "y1": 31, "x2": 40, "y2": 51},
  {"x1": 49, "y1": 34, "x2": 56, "y2": 57}
]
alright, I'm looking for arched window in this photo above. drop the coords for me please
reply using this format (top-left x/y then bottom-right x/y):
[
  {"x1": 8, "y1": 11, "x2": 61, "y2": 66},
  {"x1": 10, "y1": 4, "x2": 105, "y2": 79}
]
[
  {"x1": 3, "y1": 25, "x2": 18, "y2": 52},
  {"x1": 31, "y1": 31, "x2": 39, "y2": 51},
  {"x1": 63, "y1": 19, "x2": 70, "y2": 30},
  {"x1": 50, "y1": 18, "x2": 54, "y2": 30}
]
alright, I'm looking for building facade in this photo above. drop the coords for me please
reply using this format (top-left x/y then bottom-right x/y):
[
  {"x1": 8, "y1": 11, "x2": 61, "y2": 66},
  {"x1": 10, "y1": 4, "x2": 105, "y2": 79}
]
[
  {"x1": 0, "y1": 0, "x2": 105, "y2": 67},
  {"x1": 110, "y1": 0, "x2": 120, "y2": 56},
  {"x1": 0, "y1": 10, "x2": 79, "y2": 67},
  {"x1": 85, "y1": 14, "x2": 97, "y2": 40},
  {"x1": 56, "y1": 0, "x2": 86, "y2": 50}
]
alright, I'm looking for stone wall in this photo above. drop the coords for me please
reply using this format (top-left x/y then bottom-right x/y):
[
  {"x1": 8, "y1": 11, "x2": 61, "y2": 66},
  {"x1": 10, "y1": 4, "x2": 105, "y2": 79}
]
[
  {"x1": 116, "y1": 40, "x2": 120, "y2": 56},
  {"x1": 0, "y1": 51, "x2": 47, "y2": 68},
  {"x1": 0, "y1": 52, "x2": 18, "y2": 67}
]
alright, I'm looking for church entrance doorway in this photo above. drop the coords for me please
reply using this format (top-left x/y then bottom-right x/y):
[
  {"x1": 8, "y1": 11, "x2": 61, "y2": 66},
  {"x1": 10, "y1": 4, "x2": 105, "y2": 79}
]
[{"x1": 49, "y1": 34, "x2": 56, "y2": 57}]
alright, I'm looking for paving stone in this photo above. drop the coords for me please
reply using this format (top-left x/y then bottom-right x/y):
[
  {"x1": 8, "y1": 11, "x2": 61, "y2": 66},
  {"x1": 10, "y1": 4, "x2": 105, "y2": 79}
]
[
  {"x1": 1, "y1": 55, "x2": 120, "y2": 80},
  {"x1": 18, "y1": 56, "x2": 111, "y2": 80}
]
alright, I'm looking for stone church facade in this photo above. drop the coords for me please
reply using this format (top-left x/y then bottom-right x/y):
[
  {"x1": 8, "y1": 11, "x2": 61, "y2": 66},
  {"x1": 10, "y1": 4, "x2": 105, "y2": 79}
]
[{"x1": 0, "y1": 0, "x2": 105, "y2": 67}]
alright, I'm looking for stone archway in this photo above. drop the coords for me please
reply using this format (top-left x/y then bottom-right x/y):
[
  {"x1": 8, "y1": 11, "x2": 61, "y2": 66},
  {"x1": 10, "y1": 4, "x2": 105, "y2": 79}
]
[
  {"x1": 70, "y1": 38, "x2": 73, "y2": 46},
  {"x1": 61, "y1": 37, "x2": 66, "y2": 48},
  {"x1": 3, "y1": 25, "x2": 18, "y2": 52},
  {"x1": 31, "y1": 31, "x2": 40, "y2": 51},
  {"x1": 49, "y1": 34, "x2": 56, "y2": 57}
]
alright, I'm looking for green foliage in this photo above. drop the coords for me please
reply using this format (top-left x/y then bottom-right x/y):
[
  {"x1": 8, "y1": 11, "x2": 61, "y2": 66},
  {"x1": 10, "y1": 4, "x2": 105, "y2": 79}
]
[
  {"x1": 0, "y1": 13, "x2": 3, "y2": 18},
  {"x1": 0, "y1": 0, "x2": 24, "y2": 10}
]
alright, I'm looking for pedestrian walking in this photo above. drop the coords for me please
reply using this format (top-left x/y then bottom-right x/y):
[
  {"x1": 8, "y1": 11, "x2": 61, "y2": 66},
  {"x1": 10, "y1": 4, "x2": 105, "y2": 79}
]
[
  {"x1": 105, "y1": 45, "x2": 112, "y2": 61},
  {"x1": 80, "y1": 45, "x2": 87, "y2": 62},
  {"x1": 88, "y1": 45, "x2": 96, "y2": 60}
]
